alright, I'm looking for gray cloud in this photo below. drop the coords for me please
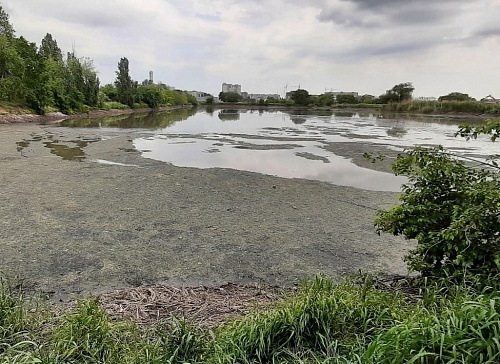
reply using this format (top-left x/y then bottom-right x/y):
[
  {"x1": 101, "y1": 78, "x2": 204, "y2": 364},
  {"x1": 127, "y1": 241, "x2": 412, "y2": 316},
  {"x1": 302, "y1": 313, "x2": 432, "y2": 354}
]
[
  {"x1": 317, "y1": 0, "x2": 472, "y2": 27},
  {"x1": 2, "y1": 0, "x2": 499, "y2": 99},
  {"x1": 472, "y1": 26, "x2": 500, "y2": 39}
]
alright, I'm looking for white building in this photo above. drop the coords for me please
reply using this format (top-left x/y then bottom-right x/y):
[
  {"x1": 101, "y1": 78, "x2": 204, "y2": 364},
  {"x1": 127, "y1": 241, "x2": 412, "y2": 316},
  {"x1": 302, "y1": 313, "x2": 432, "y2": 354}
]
[
  {"x1": 222, "y1": 83, "x2": 242, "y2": 94},
  {"x1": 188, "y1": 91, "x2": 214, "y2": 103},
  {"x1": 246, "y1": 93, "x2": 280, "y2": 101}
]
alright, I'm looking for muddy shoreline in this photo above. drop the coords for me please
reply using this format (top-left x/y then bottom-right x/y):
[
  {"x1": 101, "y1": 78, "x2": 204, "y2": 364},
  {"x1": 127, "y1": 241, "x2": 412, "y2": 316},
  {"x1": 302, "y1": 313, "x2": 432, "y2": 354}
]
[{"x1": 0, "y1": 121, "x2": 414, "y2": 302}]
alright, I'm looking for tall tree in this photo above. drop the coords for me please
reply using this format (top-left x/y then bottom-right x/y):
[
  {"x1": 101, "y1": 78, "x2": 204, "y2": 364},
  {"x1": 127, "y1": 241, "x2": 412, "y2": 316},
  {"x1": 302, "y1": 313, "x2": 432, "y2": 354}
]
[
  {"x1": 114, "y1": 57, "x2": 134, "y2": 107},
  {"x1": 39, "y1": 33, "x2": 62, "y2": 61},
  {"x1": 15, "y1": 36, "x2": 49, "y2": 113},
  {"x1": 379, "y1": 82, "x2": 414, "y2": 103},
  {"x1": 0, "y1": 6, "x2": 14, "y2": 38}
]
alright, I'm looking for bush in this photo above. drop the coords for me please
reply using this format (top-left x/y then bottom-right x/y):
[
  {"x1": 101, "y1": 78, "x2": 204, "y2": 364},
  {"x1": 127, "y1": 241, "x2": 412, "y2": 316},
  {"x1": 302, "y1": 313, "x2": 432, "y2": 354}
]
[{"x1": 375, "y1": 145, "x2": 500, "y2": 279}]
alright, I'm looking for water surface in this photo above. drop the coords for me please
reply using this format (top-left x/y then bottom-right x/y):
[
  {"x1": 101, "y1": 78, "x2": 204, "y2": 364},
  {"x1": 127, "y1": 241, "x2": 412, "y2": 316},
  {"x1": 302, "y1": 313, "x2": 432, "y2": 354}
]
[{"x1": 56, "y1": 109, "x2": 497, "y2": 192}]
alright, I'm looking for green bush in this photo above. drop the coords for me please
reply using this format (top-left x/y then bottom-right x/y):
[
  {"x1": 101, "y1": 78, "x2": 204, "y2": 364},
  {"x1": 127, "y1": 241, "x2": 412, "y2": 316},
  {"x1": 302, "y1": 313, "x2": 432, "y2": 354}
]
[{"x1": 376, "y1": 146, "x2": 500, "y2": 279}]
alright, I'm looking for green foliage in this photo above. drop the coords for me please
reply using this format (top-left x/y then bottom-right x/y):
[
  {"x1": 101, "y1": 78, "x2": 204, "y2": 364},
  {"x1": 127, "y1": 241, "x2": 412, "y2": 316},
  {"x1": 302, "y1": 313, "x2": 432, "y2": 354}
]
[
  {"x1": 375, "y1": 146, "x2": 500, "y2": 278},
  {"x1": 363, "y1": 283, "x2": 500, "y2": 363},
  {"x1": 154, "y1": 318, "x2": 207, "y2": 363},
  {"x1": 311, "y1": 93, "x2": 334, "y2": 107},
  {"x1": 378, "y1": 82, "x2": 414, "y2": 104},
  {"x1": 291, "y1": 89, "x2": 311, "y2": 106},
  {"x1": 439, "y1": 92, "x2": 476, "y2": 102},
  {"x1": 136, "y1": 84, "x2": 164, "y2": 108},
  {"x1": 0, "y1": 277, "x2": 26, "y2": 348},
  {"x1": 0, "y1": 9, "x2": 100, "y2": 115},
  {"x1": 218, "y1": 91, "x2": 241, "y2": 103},
  {"x1": 212, "y1": 275, "x2": 406, "y2": 363},
  {"x1": 457, "y1": 119, "x2": 500, "y2": 142},
  {"x1": 383, "y1": 100, "x2": 500, "y2": 115},
  {"x1": 336, "y1": 94, "x2": 359, "y2": 104},
  {"x1": 114, "y1": 57, "x2": 134, "y2": 107},
  {"x1": 51, "y1": 299, "x2": 142, "y2": 363},
  {"x1": 0, "y1": 6, "x2": 14, "y2": 38},
  {"x1": 38, "y1": 33, "x2": 62, "y2": 61},
  {"x1": 186, "y1": 92, "x2": 198, "y2": 106},
  {"x1": 1, "y1": 273, "x2": 500, "y2": 363}
]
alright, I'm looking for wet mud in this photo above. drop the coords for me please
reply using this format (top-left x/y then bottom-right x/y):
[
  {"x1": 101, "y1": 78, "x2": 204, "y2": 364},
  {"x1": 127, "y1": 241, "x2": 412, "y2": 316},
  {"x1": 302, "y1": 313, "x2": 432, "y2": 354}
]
[{"x1": 0, "y1": 123, "x2": 414, "y2": 301}]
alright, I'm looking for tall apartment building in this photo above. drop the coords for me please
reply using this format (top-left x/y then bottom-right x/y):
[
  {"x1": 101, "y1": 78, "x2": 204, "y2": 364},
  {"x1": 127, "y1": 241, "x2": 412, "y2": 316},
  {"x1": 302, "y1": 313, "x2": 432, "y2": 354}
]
[{"x1": 222, "y1": 83, "x2": 242, "y2": 94}]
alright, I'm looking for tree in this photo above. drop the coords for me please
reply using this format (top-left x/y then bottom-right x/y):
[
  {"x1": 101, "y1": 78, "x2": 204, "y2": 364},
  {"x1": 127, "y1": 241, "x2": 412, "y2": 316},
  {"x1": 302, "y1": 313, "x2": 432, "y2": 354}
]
[
  {"x1": 291, "y1": 89, "x2": 310, "y2": 106},
  {"x1": 375, "y1": 122, "x2": 499, "y2": 279},
  {"x1": 336, "y1": 94, "x2": 358, "y2": 104},
  {"x1": 438, "y1": 92, "x2": 475, "y2": 102},
  {"x1": 312, "y1": 93, "x2": 334, "y2": 107},
  {"x1": 79, "y1": 57, "x2": 100, "y2": 107},
  {"x1": 15, "y1": 36, "x2": 49, "y2": 113},
  {"x1": 379, "y1": 82, "x2": 414, "y2": 103},
  {"x1": 114, "y1": 57, "x2": 134, "y2": 107},
  {"x1": 0, "y1": 6, "x2": 14, "y2": 38},
  {"x1": 100, "y1": 84, "x2": 117, "y2": 101},
  {"x1": 218, "y1": 91, "x2": 241, "y2": 103},
  {"x1": 0, "y1": 36, "x2": 23, "y2": 98},
  {"x1": 39, "y1": 33, "x2": 62, "y2": 62},
  {"x1": 136, "y1": 84, "x2": 163, "y2": 108}
]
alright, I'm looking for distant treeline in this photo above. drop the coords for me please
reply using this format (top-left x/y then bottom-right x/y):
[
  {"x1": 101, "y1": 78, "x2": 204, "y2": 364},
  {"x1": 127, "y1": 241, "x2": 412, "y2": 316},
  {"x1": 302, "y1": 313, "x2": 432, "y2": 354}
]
[
  {"x1": 0, "y1": 7, "x2": 196, "y2": 115},
  {"x1": 383, "y1": 100, "x2": 500, "y2": 115}
]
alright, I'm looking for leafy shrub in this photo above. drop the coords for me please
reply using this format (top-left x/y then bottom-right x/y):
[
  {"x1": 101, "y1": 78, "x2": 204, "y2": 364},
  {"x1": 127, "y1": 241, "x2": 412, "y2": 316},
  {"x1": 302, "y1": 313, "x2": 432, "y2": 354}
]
[{"x1": 376, "y1": 145, "x2": 500, "y2": 279}]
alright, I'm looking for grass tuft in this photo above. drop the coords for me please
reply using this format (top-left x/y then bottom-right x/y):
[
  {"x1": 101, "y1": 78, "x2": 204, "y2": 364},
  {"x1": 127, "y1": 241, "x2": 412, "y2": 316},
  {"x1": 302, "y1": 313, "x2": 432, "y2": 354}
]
[{"x1": 1, "y1": 273, "x2": 499, "y2": 363}]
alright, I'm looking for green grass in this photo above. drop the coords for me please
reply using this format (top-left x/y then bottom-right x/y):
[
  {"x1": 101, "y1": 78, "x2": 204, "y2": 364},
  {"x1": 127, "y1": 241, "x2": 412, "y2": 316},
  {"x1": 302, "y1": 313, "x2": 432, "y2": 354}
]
[
  {"x1": 101, "y1": 101, "x2": 130, "y2": 110},
  {"x1": 0, "y1": 274, "x2": 499, "y2": 363}
]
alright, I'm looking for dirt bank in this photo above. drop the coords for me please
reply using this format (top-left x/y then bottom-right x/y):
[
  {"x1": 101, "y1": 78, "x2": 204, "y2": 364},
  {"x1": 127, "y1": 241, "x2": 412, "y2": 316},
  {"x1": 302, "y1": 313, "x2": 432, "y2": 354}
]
[
  {"x1": 0, "y1": 106, "x2": 189, "y2": 124},
  {"x1": 0, "y1": 122, "x2": 414, "y2": 302}
]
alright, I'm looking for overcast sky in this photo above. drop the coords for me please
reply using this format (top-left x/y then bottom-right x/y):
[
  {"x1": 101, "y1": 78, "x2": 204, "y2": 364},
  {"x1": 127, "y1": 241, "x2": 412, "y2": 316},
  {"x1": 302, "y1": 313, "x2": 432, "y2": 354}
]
[{"x1": 3, "y1": 0, "x2": 500, "y2": 98}]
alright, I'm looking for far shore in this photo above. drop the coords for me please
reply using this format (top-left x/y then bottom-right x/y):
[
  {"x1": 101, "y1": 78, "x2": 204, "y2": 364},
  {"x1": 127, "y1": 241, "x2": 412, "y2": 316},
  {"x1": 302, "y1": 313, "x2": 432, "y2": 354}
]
[{"x1": 0, "y1": 103, "x2": 496, "y2": 125}]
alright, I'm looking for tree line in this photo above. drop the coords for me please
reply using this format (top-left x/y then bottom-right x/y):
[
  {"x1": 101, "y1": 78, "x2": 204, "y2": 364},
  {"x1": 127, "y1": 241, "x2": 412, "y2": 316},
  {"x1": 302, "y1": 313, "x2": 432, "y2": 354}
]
[{"x1": 0, "y1": 6, "x2": 196, "y2": 115}]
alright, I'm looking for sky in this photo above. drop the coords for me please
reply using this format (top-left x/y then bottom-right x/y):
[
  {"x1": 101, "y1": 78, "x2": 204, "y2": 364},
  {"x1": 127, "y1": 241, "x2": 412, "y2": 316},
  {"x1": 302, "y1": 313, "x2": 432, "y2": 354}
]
[{"x1": 3, "y1": 0, "x2": 500, "y2": 99}]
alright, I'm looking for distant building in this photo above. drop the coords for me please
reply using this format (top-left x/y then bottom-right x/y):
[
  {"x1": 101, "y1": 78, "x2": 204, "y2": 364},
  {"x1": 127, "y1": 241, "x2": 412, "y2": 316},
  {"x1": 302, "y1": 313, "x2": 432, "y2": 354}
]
[
  {"x1": 247, "y1": 93, "x2": 281, "y2": 101},
  {"x1": 326, "y1": 91, "x2": 359, "y2": 102},
  {"x1": 222, "y1": 83, "x2": 242, "y2": 94},
  {"x1": 286, "y1": 91, "x2": 296, "y2": 100},
  {"x1": 188, "y1": 91, "x2": 214, "y2": 103},
  {"x1": 481, "y1": 95, "x2": 500, "y2": 103}
]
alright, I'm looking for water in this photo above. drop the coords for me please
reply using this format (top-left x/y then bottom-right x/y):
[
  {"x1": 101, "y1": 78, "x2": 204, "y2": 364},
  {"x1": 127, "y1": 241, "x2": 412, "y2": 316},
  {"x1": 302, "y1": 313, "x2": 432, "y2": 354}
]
[{"x1": 54, "y1": 108, "x2": 497, "y2": 192}]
